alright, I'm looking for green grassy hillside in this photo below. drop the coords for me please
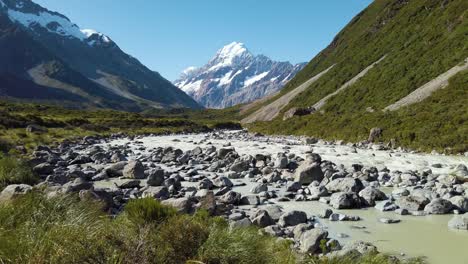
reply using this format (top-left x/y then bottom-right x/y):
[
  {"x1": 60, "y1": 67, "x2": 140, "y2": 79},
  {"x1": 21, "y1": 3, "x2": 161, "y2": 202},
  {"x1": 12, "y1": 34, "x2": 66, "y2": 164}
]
[{"x1": 246, "y1": 0, "x2": 468, "y2": 153}]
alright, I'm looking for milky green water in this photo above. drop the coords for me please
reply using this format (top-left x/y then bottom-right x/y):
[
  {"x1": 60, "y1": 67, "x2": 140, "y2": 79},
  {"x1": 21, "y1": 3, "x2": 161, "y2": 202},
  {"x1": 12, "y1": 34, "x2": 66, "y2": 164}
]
[{"x1": 277, "y1": 201, "x2": 468, "y2": 264}]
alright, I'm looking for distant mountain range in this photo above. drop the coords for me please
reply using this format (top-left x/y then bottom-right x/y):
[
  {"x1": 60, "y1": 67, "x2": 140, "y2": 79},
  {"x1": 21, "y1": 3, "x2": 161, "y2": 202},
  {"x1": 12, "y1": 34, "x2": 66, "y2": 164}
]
[
  {"x1": 174, "y1": 42, "x2": 306, "y2": 108},
  {"x1": 0, "y1": 0, "x2": 200, "y2": 110}
]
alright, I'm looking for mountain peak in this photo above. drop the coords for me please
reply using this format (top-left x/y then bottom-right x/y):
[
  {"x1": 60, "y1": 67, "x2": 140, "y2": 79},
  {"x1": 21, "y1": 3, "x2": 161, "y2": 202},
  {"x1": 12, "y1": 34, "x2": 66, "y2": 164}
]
[
  {"x1": 208, "y1": 41, "x2": 252, "y2": 70},
  {"x1": 174, "y1": 41, "x2": 306, "y2": 108}
]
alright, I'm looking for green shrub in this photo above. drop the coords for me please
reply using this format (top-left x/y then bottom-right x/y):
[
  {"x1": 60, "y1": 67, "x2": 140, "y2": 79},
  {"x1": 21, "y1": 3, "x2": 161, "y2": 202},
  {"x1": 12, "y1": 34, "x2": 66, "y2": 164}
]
[
  {"x1": 197, "y1": 226, "x2": 295, "y2": 264},
  {"x1": 124, "y1": 197, "x2": 177, "y2": 225},
  {"x1": 0, "y1": 154, "x2": 39, "y2": 191},
  {"x1": 0, "y1": 192, "x2": 120, "y2": 263}
]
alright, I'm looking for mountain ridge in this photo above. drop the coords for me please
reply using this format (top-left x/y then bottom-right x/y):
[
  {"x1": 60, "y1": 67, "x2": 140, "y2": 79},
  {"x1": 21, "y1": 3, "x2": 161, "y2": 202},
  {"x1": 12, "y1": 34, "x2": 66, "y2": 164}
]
[
  {"x1": 0, "y1": 0, "x2": 200, "y2": 110},
  {"x1": 174, "y1": 42, "x2": 306, "y2": 109}
]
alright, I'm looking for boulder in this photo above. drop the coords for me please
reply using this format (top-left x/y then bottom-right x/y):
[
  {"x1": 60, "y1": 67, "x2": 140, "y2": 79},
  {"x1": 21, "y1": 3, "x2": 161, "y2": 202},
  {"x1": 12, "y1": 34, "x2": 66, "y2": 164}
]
[
  {"x1": 278, "y1": 210, "x2": 308, "y2": 227},
  {"x1": 450, "y1": 196, "x2": 468, "y2": 213},
  {"x1": 147, "y1": 169, "x2": 165, "y2": 186},
  {"x1": 240, "y1": 195, "x2": 260, "y2": 205},
  {"x1": 326, "y1": 177, "x2": 364, "y2": 193},
  {"x1": 64, "y1": 178, "x2": 93, "y2": 193},
  {"x1": 251, "y1": 210, "x2": 275, "y2": 227},
  {"x1": 264, "y1": 205, "x2": 284, "y2": 221},
  {"x1": 330, "y1": 192, "x2": 362, "y2": 209},
  {"x1": 368, "y1": 127, "x2": 383, "y2": 142},
  {"x1": 217, "y1": 147, "x2": 234, "y2": 158},
  {"x1": 220, "y1": 191, "x2": 242, "y2": 205},
  {"x1": 375, "y1": 200, "x2": 397, "y2": 211},
  {"x1": 250, "y1": 183, "x2": 268, "y2": 194},
  {"x1": 143, "y1": 186, "x2": 169, "y2": 200},
  {"x1": 123, "y1": 160, "x2": 145, "y2": 179},
  {"x1": 33, "y1": 162, "x2": 54, "y2": 175},
  {"x1": 358, "y1": 187, "x2": 387, "y2": 206},
  {"x1": 395, "y1": 195, "x2": 430, "y2": 211},
  {"x1": 286, "y1": 181, "x2": 302, "y2": 192},
  {"x1": 318, "y1": 208, "x2": 333, "y2": 219},
  {"x1": 294, "y1": 162, "x2": 324, "y2": 185},
  {"x1": 379, "y1": 218, "x2": 401, "y2": 224},
  {"x1": 0, "y1": 184, "x2": 32, "y2": 201},
  {"x1": 105, "y1": 162, "x2": 127, "y2": 177},
  {"x1": 162, "y1": 197, "x2": 194, "y2": 214},
  {"x1": 26, "y1": 124, "x2": 47, "y2": 133},
  {"x1": 299, "y1": 229, "x2": 328, "y2": 254},
  {"x1": 283, "y1": 107, "x2": 313, "y2": 121},
  {"x1": 213, "y1": 176, "x2": 233, "y2": 188},
  {"x1": 424, "y1": 198, "x2": 453, "y2": 214}
]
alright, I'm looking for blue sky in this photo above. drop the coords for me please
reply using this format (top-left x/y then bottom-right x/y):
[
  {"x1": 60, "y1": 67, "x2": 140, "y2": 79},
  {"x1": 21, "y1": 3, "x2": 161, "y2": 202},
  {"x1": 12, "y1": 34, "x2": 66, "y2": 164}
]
[{"x1": 34, "y1": 0, "x2": 372, "y2": 81}]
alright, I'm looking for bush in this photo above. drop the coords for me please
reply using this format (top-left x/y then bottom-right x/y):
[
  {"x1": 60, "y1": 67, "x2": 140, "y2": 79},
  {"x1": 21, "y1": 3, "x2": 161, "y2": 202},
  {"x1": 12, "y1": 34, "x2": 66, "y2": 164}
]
[
  {"x1": 124, "y1": 197, "x2": 177, "y2": 225},
  {"x1": 0, "y1": 192, "x2": 119, "y2": 263},
  {"x1": 197, "y1": 226, "x2": 295, "y2": 264},
  {"x1": 0, "y1": 154, "x2": 39, "y2": 191}
]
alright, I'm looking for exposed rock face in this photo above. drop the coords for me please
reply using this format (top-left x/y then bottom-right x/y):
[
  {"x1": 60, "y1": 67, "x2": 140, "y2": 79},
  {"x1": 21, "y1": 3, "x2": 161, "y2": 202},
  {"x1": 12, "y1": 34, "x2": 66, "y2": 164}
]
[
  {"x1": 174, "y1": 42, "x2": 306, "y2": 108},
  {"x1": 283, "y1": 107, "x2": 314, "y2": 120},
  {"x1": 368, "y1": 127, "x2": 383, "y2": 142}
]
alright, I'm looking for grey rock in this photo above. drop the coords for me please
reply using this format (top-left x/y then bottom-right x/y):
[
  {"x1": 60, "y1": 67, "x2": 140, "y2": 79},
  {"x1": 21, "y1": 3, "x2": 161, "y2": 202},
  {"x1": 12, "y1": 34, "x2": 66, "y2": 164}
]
[
  {"x1": 162, "y1": 197, "x2": 194, "y2": 214},
  {"x1": 278, "y1": 210, "x2": 308, "y2": 227},
  {"x1": 395, "y1": 195, "x2": 430, "y2": 211},
  {"x1": 286, "y1": 181, "x2": 302, "y2": 192},
  {"x1": 358, "y1": 187, "x2": 387, "y2": 206},
  {"x1": 123, "y1": 160, "x2": 145, "y2": 179},
  {"x1": 326, "y1": 177, "x2": 364, "y2": 193},
  {"x1": 143, "y1": 186, "x2": 169, "y2": 200},
  {"x1": 294, "y1": 162, "x2": 324, "y2": 185},
  {"x1": 375, "y1": 200, "x2": 397, "y2": 211},
  {"x1": 117, "y1": 179, "x2": 140, "y2": 189},
  {"x1": 250, "y1": 183, "x2": 268, "y2": 194},
  {"x1": 252, "y1": 210, "x2": 275, "y2": 227},
  {"x1": 450, "y1": 196, "x2": 468, "y2": 213},
  {"x1": 330, "y1": 192, "x2": 362, "y2": 209},
  {"x1": 147, "y1": 169, "x2": 165, "y2": 186},
  {"x1": 213, "y1": 176, "x2": 233, "y2": 188},
  {"x1": 33, "y1": 162, "x2": 54, "y2": 175},
  {"x1": 240, "y1": 195, "x2": 260, "y2": 205},
  {"x1": 0, "y1": 184, "x2": 32, "y2": 201},
  {"x1": 379, "y1": 218, "x2": 401, "y2": 224},
  {"x1": 424, "y1": 198, "x2": 453, "y2": 214},
  {"x1": 299, "y1": 229, "x2": 329, "y2": 254},
  {"x1": 318, "y1": 208, "x2": 333, "y2": 218},
  {"x1": 220, "y1": 191, "x2": 242, "y2": 205}
]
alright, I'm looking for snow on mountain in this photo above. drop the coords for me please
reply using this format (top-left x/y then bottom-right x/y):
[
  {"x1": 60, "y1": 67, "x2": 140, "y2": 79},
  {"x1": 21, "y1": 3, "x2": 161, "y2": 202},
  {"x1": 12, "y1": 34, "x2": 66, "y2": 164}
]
[
  {"x1": 174, "y1": 42, "x2": 306, "y2": 108},
  {"x1": 1, "y1": 0, "x2": 110, "y2": 46}
]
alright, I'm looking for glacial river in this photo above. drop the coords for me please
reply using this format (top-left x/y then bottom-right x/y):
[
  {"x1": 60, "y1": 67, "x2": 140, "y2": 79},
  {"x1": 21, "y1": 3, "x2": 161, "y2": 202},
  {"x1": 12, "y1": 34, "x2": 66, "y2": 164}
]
[{"x1": 102, "y1": 132, "x2": 468, "y2": 264}]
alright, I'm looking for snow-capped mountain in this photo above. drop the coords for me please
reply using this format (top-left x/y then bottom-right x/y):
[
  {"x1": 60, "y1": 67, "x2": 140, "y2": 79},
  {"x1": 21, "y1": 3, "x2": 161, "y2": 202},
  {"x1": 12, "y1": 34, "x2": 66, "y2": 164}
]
[
  {"x1": 174, "y1": 42, "x2": 306, "y2": 108},
  {"x1": 0, "y1": 0, "x2": 200, "y2": 110}
]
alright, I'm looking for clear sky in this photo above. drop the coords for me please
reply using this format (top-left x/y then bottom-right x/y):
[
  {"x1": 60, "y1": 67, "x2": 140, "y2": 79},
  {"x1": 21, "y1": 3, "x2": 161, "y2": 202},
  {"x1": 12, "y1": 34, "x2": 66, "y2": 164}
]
[{"x1": 34, "y1": 0, "x2": 372, "y2": 81}]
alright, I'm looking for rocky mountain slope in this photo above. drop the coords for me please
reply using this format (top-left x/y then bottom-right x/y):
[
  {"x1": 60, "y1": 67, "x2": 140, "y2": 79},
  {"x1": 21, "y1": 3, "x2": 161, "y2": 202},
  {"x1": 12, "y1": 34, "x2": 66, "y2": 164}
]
[
  {"x1": 0, "y1": 0, "x2": 200, "y2": 110},
  {"x1": 243, "y1": 0, "x2": 468, "y2": 153},
  {"x1": 174, "y1": 42, "x2": 305, "y2": 108}
]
